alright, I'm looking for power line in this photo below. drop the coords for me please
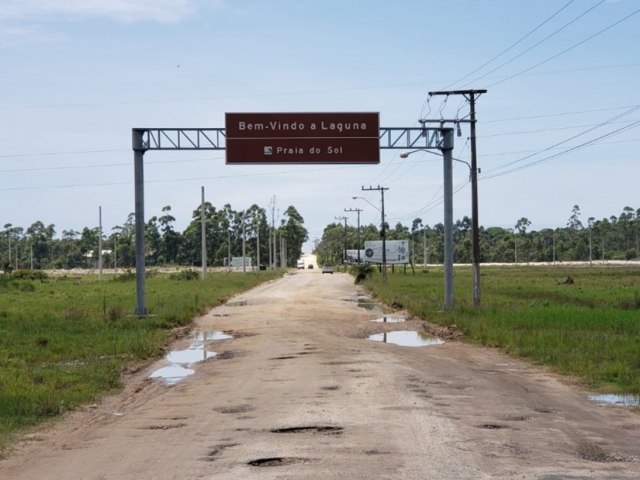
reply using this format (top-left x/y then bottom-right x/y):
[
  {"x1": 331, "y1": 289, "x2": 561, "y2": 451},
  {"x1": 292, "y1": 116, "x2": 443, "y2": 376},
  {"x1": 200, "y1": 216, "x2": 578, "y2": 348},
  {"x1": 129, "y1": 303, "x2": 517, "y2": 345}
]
[
  {"x1": 0, "y1": 148, "x2": 126, "y2": 159},
  {"x1": 460, "y1": 0, "x2": 605, "y2": 89},
  {"x1": 488, "y1": 6, "x2": 640, "y2": 88},
  {"x1": 0, "y1": 163, "x2": 362, "y2": 192},
  {"x1": 483, "y1": 104, "x2": 640, "y2": 175},
  {"x1": 482, "y1": 118, "x2": 640, "y2": 180},
  {"x1": 443, "y1": 0, "x2": 577, "y2": 90},
  {"x1": 485, "y1": 104, "x2": 639, "y2": 123},
  {"x1": 0, "y1": 155, "x2": 225, "y2": 174},
  {"x1": 482, "y1": 118, "x2": 639, "y2": 138}
]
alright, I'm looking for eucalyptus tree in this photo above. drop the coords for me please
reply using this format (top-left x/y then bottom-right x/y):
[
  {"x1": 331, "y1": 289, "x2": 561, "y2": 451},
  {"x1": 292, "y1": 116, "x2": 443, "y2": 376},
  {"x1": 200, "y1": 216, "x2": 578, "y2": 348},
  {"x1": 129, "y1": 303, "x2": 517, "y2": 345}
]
[
  {"x1": 51, "y1": 229, "x2": 82, "y2": 268},
  {"x1": 157, "y1": 205, "x2": 181, "y2": 264},
  {"x1": 279, "y1": 206, "x2": 308, "y2": 267}
]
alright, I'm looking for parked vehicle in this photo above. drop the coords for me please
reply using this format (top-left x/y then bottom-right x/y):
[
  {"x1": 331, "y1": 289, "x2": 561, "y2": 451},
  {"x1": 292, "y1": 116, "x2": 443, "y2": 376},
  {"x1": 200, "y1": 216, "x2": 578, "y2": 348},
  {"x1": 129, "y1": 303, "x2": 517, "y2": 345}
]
[
  {"x1": 297, "y1": 260, "x2": 305, "y2": 269},
  {"x1": 322, "y1": 264, "x2": 333, "y2": 274}
]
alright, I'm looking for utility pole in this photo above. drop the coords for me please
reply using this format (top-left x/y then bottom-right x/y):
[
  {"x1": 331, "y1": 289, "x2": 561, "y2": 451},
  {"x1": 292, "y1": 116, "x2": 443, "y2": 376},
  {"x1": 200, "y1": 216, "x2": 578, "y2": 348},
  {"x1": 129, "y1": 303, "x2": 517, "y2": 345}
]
[
  {"x1": 335, "y1": 216, "x2": 348, "y2": 265},
  {"x1": 361, "y1": 185, "x2": 389, "y2": 284},
  {"x1": 98, "y1": 206, "x2": 103, "y2": 281},
  {"x1": 201, "y1": 187, "x2": 207, "y2": 280},
  {"x1": 344, "y1": 207, "x2": 362, "y2": 262},
  {"x1": 256, "y1": 218, "x2": 260, "y2": 272},
  {"x1": 242, "y1": 210, "x2": 246, "y2": 274},
  {"x1": 429, "y1": 89, "x2": 486, "y2": 307}
]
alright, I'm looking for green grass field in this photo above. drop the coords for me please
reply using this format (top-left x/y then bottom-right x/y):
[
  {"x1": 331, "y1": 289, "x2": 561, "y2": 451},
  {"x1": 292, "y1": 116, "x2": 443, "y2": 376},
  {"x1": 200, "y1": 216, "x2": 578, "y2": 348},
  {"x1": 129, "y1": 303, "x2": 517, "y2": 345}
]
[
  {"x1": 362, "y1": 265, "x2": 640, "y2": 394},
  {"x1": 0, "y1": 269, "x2": 282, "y2": 451}
]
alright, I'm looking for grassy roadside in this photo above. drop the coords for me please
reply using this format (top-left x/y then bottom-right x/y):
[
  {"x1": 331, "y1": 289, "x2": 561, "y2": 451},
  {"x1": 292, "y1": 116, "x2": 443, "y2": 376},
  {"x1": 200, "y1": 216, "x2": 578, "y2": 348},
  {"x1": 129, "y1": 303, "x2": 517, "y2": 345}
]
[
  {"x1": 0, "y1": 269, "x2": 282, "y2": 451},
  {"x1": 361, "y1": 265, "x2": 640, "y2": 394}
]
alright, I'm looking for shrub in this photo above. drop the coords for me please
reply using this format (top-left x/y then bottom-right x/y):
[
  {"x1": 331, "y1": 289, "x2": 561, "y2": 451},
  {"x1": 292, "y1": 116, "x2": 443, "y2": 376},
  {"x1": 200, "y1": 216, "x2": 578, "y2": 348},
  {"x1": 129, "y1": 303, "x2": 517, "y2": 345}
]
[
  {"x1": 11, "y1": 270, "x2": 48, "y2": 281},
  {"x1": 169, "y1": 269, "x2": 199, "y2": 281},
  {"x1": 352, "y1": 263, "x2": 375, "y2": 284}
]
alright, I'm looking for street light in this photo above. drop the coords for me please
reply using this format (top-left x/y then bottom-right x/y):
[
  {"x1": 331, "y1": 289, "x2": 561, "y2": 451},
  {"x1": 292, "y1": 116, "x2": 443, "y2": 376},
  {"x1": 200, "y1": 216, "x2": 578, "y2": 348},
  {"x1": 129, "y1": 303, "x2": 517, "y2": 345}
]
[
  {"x1": 352, "y1": 196, "x2": 381, "y2": 213},
  {"x1": 354, "y1": 188, "x2": 388, "y2": 284},
  {"x1": 400, "y1": 147, "x2": 482, "y2": 307},
  {"x1": 400, "y1": 149, "x2": 474, "y2": 175},
  {"x1": 345, "y1": 207, "x2": 362, "y2": 263}
]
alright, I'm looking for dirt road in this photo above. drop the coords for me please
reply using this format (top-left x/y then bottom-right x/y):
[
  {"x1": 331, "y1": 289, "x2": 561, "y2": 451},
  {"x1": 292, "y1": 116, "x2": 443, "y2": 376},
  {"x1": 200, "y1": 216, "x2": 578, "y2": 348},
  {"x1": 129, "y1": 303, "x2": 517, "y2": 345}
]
[{"x1": 2, "y1": 270, "x2": 639, "y2": 479}]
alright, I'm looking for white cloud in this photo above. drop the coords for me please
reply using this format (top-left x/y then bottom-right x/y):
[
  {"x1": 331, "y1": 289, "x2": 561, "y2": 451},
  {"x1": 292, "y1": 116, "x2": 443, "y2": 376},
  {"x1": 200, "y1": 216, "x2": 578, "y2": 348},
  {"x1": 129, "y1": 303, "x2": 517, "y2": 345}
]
[{"x1": 0, "y1": 0, "x2": 223, "y2": 23}]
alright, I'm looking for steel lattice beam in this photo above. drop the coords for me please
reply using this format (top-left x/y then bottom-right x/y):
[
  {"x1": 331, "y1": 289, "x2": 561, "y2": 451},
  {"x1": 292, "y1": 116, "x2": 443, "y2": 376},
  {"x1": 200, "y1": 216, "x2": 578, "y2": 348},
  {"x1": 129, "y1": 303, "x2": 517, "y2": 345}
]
[
  {"x1": 132, "y1": 127, "x2": 449, "y2": 151},
  {"x1": 378, "y1": 127, "x2": 447, "y2": 150}
]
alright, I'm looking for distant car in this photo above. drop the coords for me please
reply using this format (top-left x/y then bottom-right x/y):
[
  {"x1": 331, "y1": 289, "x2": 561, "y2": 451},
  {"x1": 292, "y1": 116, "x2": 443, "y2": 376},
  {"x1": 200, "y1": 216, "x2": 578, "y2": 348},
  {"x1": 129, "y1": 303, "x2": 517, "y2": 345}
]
[
  {"x1": 307, "y1": 264, "x2": 314, "y2": 269},
  {"x1": 297, "y1": 260, "x2": 305, "y2": 269},
  {"x1": 322, "y1": 264, "x2": 333, "y2": 274}
]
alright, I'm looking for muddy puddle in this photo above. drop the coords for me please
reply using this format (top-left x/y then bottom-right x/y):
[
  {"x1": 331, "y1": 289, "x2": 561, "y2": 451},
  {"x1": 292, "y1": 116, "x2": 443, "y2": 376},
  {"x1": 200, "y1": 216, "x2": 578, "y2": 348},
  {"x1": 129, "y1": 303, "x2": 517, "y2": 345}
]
[
  {"x1": 150, "y1": 331, "x2": 233, "y2": 385},
  {"x1": 358, "y1": 301, "x2": 384, "y2": 314},
  {"x1": 368, "y1": 331, "x2": 444, "y2": 347},
  {"x1": 342, "y1": 295, "x2": 385, "y2": 314},
  {"x1": 589, "y1": 394, "x2": 640, "y2": 407},
  {"x1": 370, "y1": 316, "x2": 406, "y2": 323}
]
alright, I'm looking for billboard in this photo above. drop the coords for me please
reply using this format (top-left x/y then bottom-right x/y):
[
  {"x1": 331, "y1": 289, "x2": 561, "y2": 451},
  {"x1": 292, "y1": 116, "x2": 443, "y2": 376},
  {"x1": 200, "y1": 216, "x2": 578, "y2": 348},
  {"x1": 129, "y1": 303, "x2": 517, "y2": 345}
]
[
  {"x1": 225, "y1": 112, "x2": 380, "y2": 164},
  {"x1": 230, "y1": 257, "x2": 252, "y2": 268},
  {"x1": 363, "y1": 240, "x2": 409, "y2": 264},
  {"x1": 344, "y1": 249, "x2": 366, "y2": 263}
]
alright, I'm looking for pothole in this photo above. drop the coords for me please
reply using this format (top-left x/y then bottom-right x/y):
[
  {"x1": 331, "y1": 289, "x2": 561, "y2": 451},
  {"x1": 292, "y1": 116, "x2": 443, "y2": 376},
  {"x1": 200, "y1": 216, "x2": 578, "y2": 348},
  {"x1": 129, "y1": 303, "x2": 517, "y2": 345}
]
[
  {"x1": 149, "y1": 331, "x2": 234, "y2": 385},
  {"x1": 247, "y1": 457, "x2": 310, "y2": 467},
  {"x1": 196, "y1": 331, "x2": 233, "y2": 341},
  {"x1": 200, "y1": 443, "x2": 238, "y2": 462},
  {"x1": 477, "y1": 423, "x2": 510, "y2": 430},
  {"x1": 226, "y1": 300, "x2": 248, "y2": 307},
  {"x1": 140, "y1": 423, "x2": 187, "y2": 430},
  {"x1": 589, "y1": 394, "x2": 640, "y2": 407},
  {"x1": 214, "y1": 404, "x2": 255, "y2": 414},
  {"x1": 370, "y1": 316, "x2": 406, "y2": 323},
  {"x1": 216, "y1": 350, "x2": 244, "y2": 360},
  {"x1": 368, "y1": 331, "x2": 444, "y2": 347},
  {"x1": 270, "y1": 425, "x2": 343, "y2": 435},
  {"x1": 357, "y1": 300, "x2": 384, "y2": 314},
  {"x1": 576, "y1": 441, "x2": 627, "y2": 462}
]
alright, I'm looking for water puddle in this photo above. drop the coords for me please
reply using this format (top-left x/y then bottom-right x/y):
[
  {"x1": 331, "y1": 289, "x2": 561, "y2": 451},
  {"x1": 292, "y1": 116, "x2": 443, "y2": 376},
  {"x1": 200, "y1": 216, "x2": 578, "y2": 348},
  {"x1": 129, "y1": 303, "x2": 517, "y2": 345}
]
[
  {"x1": 368, "y1": 331, "x2": 444, "y2": 347},
  {"x1": 197, "y1": 331, "x2": 233, "y2": 341},
  {"x1": 357, "y1": 300, "x2": 384, "y2": 314},
  {"x1": 149, "y1": 331, "x2": 233, "y2": 385},
  {"x1": 227, "y1": 300, "x2": 248, "y2": 307},
  {"x1": 589, "y1": 394, "x2": 640, "y2": 407},
  {"x1": 371, "y1": 316, "x2": 406, "y2": 323}
]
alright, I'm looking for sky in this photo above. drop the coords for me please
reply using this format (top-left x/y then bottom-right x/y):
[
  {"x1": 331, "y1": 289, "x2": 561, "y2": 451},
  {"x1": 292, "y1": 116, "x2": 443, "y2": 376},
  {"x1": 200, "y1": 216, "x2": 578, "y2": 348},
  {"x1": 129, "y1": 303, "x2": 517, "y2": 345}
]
[{"x1": 1, "y1": 0, "x2": 638, "y2": 252}]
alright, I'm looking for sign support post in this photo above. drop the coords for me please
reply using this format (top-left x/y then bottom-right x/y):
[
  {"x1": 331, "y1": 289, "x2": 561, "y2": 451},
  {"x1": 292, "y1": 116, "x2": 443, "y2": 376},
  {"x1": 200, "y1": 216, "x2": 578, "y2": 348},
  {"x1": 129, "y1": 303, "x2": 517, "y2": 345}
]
[
  {"x1": 132, "y1": 129, "x2": 147, "y2": 317},
  {"x1": 441, "y1": 129, "x2": 454, "y2": 310},
  {"x1": 131, "y1": 120, "x2": 452, "y2": 317}
]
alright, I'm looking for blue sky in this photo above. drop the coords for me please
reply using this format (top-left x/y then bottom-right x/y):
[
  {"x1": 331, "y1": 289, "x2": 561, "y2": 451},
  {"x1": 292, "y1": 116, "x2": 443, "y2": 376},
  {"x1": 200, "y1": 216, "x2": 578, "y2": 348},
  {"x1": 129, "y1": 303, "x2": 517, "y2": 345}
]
[{"x1": 1, "y1": 0, "x2": 638, "y2": 250}]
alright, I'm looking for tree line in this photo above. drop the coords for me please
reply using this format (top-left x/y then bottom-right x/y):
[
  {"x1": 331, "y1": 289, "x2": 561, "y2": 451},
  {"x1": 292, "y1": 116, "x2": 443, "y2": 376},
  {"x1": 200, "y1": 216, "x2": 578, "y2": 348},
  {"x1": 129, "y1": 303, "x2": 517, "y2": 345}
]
[
  {"x1": 1, "y1": 203, "x2": 308, "y2": 272},
  {"x1": 314, "y1": 205, "x2": 640, "y2": 265}
]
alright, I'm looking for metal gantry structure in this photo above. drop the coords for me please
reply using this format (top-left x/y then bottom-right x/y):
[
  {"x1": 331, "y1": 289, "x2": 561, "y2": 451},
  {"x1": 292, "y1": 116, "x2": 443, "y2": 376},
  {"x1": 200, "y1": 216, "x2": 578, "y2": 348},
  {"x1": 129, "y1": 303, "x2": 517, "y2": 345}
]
[{"x1": 131, "y1": 126, "x2": 454, "y2": 316}]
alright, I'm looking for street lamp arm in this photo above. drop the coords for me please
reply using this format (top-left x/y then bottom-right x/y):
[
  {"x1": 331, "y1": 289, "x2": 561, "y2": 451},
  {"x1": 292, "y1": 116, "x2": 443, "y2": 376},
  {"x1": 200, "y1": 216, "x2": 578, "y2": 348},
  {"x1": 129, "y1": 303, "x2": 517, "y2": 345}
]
[
  {"x1": 400, "y1": 149, "x2": 474, "y2": 172},
  {"x1": 352, "y1": 196, "x2": 381, "y2": 213}
]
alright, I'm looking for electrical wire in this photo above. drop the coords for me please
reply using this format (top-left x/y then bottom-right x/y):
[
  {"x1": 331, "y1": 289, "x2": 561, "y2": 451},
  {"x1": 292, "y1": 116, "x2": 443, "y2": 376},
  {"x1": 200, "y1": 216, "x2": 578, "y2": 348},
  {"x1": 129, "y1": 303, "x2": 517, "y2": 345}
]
[
  {"x1": 460, "y1": 0, "x2": 605, "y2": 89},
  {"x1": 485, "y1": 104, "x2": 639, "y2": 123},
  {"x1": 481, "y1": 119, "x2": 640, "y2": 181},
  {"x1": 482, "y1": 118, "x2": 639, "y2": 138},
  {"x1": 487, "y1": 7, "x2": 640, "y2": 88},
  {"x1": 0, "y1": 155, "x2": 225, "y2": 174},
  {"x1": 482, "y1": 104, "x2": 640, "y2": 175},
  {"x1": 442, "y1": 0, "x2": 577, "y2": 90},
  {"x1": 0, "y1": 163, "x2": 362, "y2": 192}
]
